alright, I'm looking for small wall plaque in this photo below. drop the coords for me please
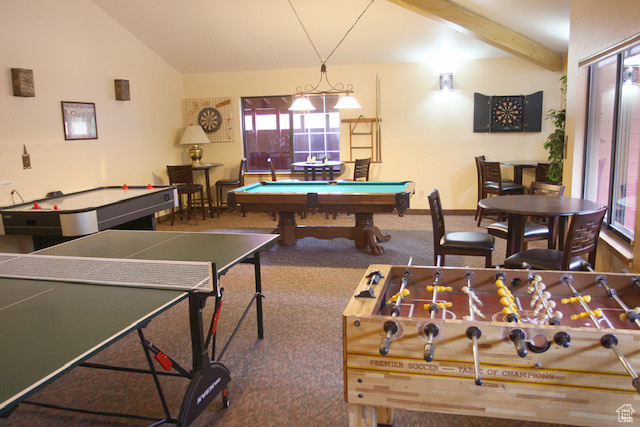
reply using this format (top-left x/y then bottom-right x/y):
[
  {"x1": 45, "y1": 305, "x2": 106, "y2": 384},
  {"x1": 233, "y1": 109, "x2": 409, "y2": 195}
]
[
  {"x1": 114, "y1": 79, "x2": 130, "y2": 101},
  {"x1": 11, "y1": 68, "x2": 35, "y2": 97}
]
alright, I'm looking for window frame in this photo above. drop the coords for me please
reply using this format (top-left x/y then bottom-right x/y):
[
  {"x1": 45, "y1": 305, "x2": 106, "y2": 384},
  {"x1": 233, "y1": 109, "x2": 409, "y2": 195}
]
[
  {"x1": 582, "y1": 48, "x2": 639, "y2": 243},
  {"x1": 241, "y1": 94, "x2": 341, "y2": 174}
]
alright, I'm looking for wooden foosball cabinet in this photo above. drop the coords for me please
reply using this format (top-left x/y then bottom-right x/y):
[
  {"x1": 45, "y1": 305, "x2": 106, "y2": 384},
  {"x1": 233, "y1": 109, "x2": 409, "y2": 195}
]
[{"x1": 343, "y1": 265, "x2": 640, "y2": 426}]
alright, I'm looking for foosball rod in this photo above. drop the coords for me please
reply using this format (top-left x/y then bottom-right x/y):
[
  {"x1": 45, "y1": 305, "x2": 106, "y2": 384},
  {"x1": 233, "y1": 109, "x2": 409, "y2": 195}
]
[
  {"x1": 423, "y1": 269, "x2": 447, "y2": 362},
  {"x1": 379, "y1": 258, "x2": 413, "y2": 355},
  {"x1": 561, "y1": 274, "x2": 601, "y2": 325},
  {"x1": 581, "y1": 261, "x2": 640, "y2": 328},
  {"x1": 463, "y1": 271, "x2": 482, "y2": 386},
  {"x1": 562, "y1": 273, "x2": 640, "y2": 394}
]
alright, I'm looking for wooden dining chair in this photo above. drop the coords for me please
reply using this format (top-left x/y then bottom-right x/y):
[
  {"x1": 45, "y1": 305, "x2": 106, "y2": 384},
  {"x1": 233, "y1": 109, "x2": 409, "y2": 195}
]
[
  {"x1": 503, "y1": 207, "x2": 606, "y2": 271},
  {"x1": 429, "y1": 189, "x2": 495, "y2": 268},
  {"x1": 353, "y1": 158, "x2": 371, "y2": 181},
  {"x1": 474, "y1": 155, "x2": 486, "y2": 221},
  {"x1": 529, "y1": 181, "x2": 565, "y2": 196},
  {"x1": 167, "y1": 165, "x2": 206, "y2": 225},
  {"x1": 215, "y1": 158, "x2": 247, "y2": 217},
  {"x1": 477, "y1": 160, "x2": 526, "y2": 226},
  {"x1": 486, "y1": 181, "x2": 566, "y2": 250},
  {"x1": 535, "y1": 163, "x2": 558, "y2": 184}
]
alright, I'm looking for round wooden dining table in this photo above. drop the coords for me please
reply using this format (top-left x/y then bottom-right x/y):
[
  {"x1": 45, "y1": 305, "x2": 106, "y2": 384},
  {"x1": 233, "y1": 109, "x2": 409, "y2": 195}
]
[
  {"x1": 499, "y1": 160, "x2": 541, "y2": 184},
  {"x1": 478, "y1": 194, "x2": 602, "y2": 256}
]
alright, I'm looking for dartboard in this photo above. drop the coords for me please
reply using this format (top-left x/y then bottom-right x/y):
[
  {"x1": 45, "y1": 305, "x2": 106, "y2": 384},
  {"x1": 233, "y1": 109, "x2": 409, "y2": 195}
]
[
  {"x1": 198, "y1": 107, "x2": 222, "y2": 133},
  {"x1": 492, "y1": 97, "x2": 522, "y2": 130}
]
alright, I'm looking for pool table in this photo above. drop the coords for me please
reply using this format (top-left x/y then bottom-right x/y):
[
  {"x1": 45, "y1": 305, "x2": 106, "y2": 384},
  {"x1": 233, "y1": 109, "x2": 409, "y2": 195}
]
[{"x1": 227, "y1": 181, "x2": 414, "y2": 254}]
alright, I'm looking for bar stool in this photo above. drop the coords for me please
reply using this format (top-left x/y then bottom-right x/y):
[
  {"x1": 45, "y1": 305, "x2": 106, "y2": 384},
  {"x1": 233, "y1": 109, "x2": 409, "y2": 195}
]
[
  {"x1": 167, "y1": 165, "x2": 206, "y2": 225},
  {"x1": 215, "y1": 158, "x2": 246, "y2": 217}
]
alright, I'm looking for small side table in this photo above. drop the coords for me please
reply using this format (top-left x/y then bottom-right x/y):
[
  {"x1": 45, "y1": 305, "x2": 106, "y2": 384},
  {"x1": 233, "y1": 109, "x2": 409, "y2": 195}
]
[
  {"x1": 191, "y1": 162, "x2": 223, "y2": 218},
  {"x1": 292, "y1": 160, "x2": 344, "y2": 180}
]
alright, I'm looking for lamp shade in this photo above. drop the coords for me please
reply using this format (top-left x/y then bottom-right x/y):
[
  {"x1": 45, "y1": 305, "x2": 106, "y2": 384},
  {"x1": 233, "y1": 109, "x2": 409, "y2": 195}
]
[
  {"x1": 289, "y1": 96, "x2": 316, "y2": 111},
  {"x1": 179, "y1": 125, "x2": 210, "y2": 145},
  {"x1": 335, "y1": 94, "x2": 361, "y2": 109}
]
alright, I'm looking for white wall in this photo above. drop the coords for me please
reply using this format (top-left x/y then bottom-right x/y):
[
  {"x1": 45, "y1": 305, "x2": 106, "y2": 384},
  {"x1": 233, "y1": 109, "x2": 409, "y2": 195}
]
[
  {"x1": 0, "y1": 0, "x2": 185, "y2": 207},
  {"x1": 184, "y1": 58, "x2": 562, "y2": 210},
  {"x1": 0, "y1": 0, "x2": 185, "y2": 251}
]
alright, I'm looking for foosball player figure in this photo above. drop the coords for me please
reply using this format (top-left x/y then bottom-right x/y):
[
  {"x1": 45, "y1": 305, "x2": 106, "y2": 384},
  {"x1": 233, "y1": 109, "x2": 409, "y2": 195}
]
[
  {"x1": 561, "y1": 294, "x2": 602, "y2": 322},
  {"x1": 592, "y1": 274, "x2": 640, "y2": 328},
  {"x1": 527, "y1": 274, "x2": 563, "y2": 325},
  {"x1": 462, "y1": 286, "x2": 486, "y2": 321},
  {"x1": 495, "y1": 273, "x2": 520, "y2": 323},
  {"x1": 495, "y1": 273, "x2": 527, "y2": 357}
]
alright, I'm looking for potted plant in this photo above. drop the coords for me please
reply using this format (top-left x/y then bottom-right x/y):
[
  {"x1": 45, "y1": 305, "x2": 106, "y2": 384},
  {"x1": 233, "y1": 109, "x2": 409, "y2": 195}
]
[{"x1": 543, "y1": 76, "x2": 567, "y2": 183}]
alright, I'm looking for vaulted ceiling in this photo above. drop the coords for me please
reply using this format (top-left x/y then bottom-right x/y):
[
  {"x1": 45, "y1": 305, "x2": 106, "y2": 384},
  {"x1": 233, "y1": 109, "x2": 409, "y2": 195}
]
[{"x1": 91, "y1": 0, "x2": 569, "y2": 74}]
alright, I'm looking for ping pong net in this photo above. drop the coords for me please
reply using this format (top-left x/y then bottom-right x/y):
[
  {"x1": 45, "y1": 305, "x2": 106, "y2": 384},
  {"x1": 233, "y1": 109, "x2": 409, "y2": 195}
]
[{"x1": 0, "y1": 253, "x2": 215, "y2": 293}]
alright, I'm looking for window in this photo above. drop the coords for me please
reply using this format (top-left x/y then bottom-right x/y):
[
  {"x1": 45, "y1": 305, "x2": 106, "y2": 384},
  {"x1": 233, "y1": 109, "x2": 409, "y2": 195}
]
[
  {"x1": 242, "y1": 95, "x2": 340, "y2": 173},
  {"x1": 583, "y1": 45, "x2": 640, "y2": 242},
  {"x1": 291, "y1": 95, "x2": 340, "y2": 163}
]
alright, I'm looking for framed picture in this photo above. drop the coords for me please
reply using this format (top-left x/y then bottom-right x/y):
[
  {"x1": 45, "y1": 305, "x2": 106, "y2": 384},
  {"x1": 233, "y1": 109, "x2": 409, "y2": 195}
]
[{"x1": 61, "y1": 101, "x2": 98, "y2": 140}]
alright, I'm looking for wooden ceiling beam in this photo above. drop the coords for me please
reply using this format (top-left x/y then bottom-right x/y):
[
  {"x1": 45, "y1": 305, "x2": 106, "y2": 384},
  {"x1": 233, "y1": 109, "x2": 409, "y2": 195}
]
[{"x1": 386, "y1": 0, "x2": 564, "y2": 72}]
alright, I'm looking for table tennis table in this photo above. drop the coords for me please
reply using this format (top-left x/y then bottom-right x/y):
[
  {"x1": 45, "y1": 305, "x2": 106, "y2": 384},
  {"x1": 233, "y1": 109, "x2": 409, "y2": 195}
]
[{"x1": 0, "y1": 229, "x2": 278, "y2": 426}]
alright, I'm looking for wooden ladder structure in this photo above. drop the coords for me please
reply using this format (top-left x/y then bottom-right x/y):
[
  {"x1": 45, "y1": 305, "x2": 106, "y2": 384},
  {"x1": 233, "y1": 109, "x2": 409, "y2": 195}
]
[{"x1": 341, "y1": 116, "x2": 382, "y2": 162}]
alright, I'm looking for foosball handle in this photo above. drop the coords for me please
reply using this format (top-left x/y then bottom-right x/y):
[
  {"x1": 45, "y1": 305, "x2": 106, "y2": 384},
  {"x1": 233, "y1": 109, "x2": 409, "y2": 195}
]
[
  {"x1": 423, "y1": 323, "x2": 439, "y2": 362},
  {"x1": 424, "y1": 342, "x2": 436, "y2": 362},
  {"x1": 509, "y1": 329, "x2": 528, "y2": 358},
  {"x1": 633, "y1": 377, "x2": 640, "y2": 394},
  {"x1": 554, "y1": 331, "x2": 571, "y2": 348},
  {"x1": 379, "y1": 321, "x2": 399, "y2": 356},
  {"x1": 379, "y1": 337, "x2": 392, "y2": 356}
]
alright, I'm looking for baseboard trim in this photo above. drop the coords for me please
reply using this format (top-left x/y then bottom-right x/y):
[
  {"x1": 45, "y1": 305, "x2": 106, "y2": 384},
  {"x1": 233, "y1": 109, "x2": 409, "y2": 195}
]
[
  {"x1": 405, "y1": 209, "x2": 473, "y2": 216},
  {"x1": 157, "y1": 209, "x2": 476, "y2": 219}
]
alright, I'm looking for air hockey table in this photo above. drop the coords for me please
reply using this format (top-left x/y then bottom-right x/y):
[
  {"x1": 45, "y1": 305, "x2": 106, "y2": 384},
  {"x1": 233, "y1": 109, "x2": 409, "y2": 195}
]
[{"x1": 0, "y1": 186, "x2": 176, "y2": 249}]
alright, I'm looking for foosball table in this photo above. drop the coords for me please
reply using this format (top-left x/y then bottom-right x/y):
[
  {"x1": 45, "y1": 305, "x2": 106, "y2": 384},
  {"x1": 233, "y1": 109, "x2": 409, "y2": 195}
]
[{"x1": 343, "y1": 264, "x2": 640, "y2": 426}]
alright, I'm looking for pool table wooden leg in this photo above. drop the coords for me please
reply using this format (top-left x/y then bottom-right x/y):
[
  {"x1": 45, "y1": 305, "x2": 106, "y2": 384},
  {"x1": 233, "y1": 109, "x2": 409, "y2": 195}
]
[
  {"x1": 355, "y1": 213, "x2": 386, "y2": 255},
  {"x1": 275, "y1": 211, "x2": 298, "y2": 246},
  {"x1": 274, "y1": 211, "x2": 389, "y2": 255},
  {"x1": 372, "y1": 227, "x2": 391, "y2": 242}
]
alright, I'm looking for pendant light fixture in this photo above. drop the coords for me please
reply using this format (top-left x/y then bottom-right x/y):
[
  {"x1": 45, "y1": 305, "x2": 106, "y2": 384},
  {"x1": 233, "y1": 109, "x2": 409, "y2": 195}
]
[{"x1": 288, "y1": 0, "x2": 374, "y2": 111}]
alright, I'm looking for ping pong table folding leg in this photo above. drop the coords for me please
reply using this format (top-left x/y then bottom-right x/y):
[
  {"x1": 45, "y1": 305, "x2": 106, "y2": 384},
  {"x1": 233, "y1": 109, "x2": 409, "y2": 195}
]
[
  {"x1": 137, "y1": 328, "x2": 174, "y2": 423},
  {"x1": 178, "y1": 292, "x2": 231, "y2": 426},
  {"x1": 239, "y1": 251, "x2": 265, "y2": 339}
]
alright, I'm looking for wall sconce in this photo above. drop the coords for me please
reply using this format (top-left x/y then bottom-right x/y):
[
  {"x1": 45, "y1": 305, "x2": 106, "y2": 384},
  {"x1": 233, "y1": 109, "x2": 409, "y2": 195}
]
[
  {"x1": 11, "y1": 68, "x2": 35, "y2": 97},
  {"x1": 439, "y1": 73, "x2": 453, "y2": 91},
  {"x1": 623, "y1": 66, "x2": 639, "y2": 85},
  {"x1": 114, "y1": 79, "x2": 130, "y2": 100}
]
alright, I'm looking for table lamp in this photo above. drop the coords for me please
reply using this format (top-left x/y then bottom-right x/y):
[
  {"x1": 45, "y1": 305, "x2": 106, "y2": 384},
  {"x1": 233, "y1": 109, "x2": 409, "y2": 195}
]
[{"x1": 179, "y1": 125, "x2": 210, "y2": 165}]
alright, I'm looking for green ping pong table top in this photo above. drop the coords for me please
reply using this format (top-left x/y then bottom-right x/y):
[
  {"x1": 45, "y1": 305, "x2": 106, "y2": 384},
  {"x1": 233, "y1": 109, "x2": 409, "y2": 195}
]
[{"x1": 0, "y1": 229, "x2": 278, "y2": 418}]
